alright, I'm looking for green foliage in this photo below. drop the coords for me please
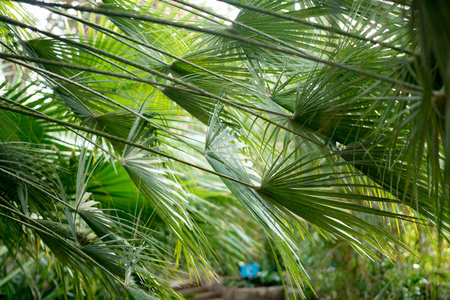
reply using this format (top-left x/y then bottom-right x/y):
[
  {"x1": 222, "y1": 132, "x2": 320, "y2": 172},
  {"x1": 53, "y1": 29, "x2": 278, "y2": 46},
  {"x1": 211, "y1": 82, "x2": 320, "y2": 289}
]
[
  {"x1": 300, "y1": 224, "x2": 450, "y2": 300},
  {"x1": 0, "y1": 0, "x2": 449, "y2": 299}
]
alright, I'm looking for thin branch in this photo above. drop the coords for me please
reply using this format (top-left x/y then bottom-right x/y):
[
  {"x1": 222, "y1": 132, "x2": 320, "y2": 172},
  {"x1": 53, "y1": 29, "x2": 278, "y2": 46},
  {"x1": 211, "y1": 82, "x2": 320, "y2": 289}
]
[
  {"x1": 1, "y1": 15, "x2": 296, "y2": 123},
  {"x1": 0, "y1": 95, "x2": 120, "y2": 160},
  {"x1": 1, "y1": 53, "x2": 327, "y2": 152},
  {"x1": 0, "y1": 100, "x2": 260, "y2": 189},
  {"x1": 167, "y1": 0, "x2": 312, "y2": 56},
  {"x1": 0, "y1": 52, "x2": 190, "y2": 91},
  {"x1": 48, "y1": 7, "x2": 266, "y2": 100},
  {"x1": 0, "y1": 206, "x2": 125, "y2": 285},
  {"x1": 0, "y1": 52, "x2": 288, "y2": 117},
  {"x1": 1, "y1": 54, "x2": 205, "y2": 154},
  {"x1": 218, "y1": 0, "x2": 416, "y2": 55},
  {"x1": 7, "y1": 0, "x2": 422, "y2": 92}
]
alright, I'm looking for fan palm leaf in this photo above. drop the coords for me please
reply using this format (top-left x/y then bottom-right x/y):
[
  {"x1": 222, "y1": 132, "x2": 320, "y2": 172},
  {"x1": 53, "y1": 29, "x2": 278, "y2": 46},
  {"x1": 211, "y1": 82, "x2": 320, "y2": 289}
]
[{"x1": 1, "y1": 0, "x2": 449, "y2": 298}]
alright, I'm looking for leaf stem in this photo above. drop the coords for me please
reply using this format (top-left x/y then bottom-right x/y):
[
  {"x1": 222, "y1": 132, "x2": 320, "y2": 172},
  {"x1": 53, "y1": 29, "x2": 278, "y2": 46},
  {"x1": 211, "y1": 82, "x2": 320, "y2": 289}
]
[
  {"x1": 218, "y1": 0, "x2": 416, "y2": 55},
  {"x1": 7, "y1": 0, "x2": 422, "y2": 92},
  {"x1": 0, "y1": 52, "x2": 287, "y2": 117},
  {"x1": 0, "y1": 100, "x2": 260, "y2": 189}
]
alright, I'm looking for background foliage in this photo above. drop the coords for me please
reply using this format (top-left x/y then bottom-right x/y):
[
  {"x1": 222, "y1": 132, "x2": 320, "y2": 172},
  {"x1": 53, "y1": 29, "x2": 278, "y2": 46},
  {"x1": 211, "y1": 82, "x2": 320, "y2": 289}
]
[{"x1": 0, "y1": 0, "x2": 449, "y2": 299}]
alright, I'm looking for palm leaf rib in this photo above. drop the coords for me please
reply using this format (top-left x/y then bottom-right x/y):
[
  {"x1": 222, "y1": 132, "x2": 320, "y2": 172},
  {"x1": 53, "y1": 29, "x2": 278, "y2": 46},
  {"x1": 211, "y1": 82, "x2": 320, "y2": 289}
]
[
  {"x1": 7, "y1": 0, "x2": 423, "y2": 91},
  {"x1": 0, "y1": 100, "x2": 257, "y2": 188},
  {"x1": 1, "y1": 0, "x2": 448, "y2": 298}
]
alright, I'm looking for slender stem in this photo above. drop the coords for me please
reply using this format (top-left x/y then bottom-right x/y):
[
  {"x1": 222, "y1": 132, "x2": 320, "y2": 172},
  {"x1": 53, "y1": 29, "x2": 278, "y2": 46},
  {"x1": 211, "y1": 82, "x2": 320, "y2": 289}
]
[
  {"x1": 0, "y1": 207, "x2": 125, "y2": 285},
  {"x1": 48, "y1": 9, "x2": 228, "y2": 85},
  {"x1": 0, "y1": 52, "x2": 288, "y2": 117},
  {"x1": 0, "y1": 100, "x2": 260, "y2": 189},
  {"x1": 0, "y1": 53, "x2": 188, "y2": 91},
  {"x1": 2, "y1": 55, "x2": 204, "y2": 154},
  {"x1": 218, "y1": 0, "x2": 416, "y2": 55},
  {"x1": 158, "y1": 0, "x2": 226, "y2": 28},
  {"x1": 0, "y1": 15, "x2": 415, "y2": 148},
  {"x1": 1, "y1": 53, "x2": 325, "y2": 152},
  {"x1": 0, "y1": 15, "x2": 294, "y2": 121},
  {"x1": 169, "y1": 0, "x2": 311, "y2": 56},
  {"x1": 49, "y1": 7, "x2": 267, "y2": 102},
  {"x1": 0, "y1": 163, "x2": 73, "y2": 209},
  {"x1": 47, "y1": 7, "x2": 172, "y2": 67},
  {"x1": 7, "y1": 0, "x2": 422, "y2": 92},
  {"x1": 0, "y1": 95, "x2": 120, "y2": 160}
]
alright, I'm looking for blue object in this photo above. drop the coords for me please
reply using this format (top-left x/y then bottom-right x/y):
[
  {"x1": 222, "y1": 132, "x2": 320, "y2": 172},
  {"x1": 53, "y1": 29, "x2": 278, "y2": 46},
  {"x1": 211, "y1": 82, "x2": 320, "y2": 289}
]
[{"x1": 239, "y1": 263, "x2": 260, "y2": 278}]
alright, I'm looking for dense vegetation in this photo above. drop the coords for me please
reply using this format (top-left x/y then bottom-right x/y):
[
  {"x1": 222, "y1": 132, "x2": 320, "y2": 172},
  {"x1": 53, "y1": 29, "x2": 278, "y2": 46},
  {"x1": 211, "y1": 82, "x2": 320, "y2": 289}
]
[{"x1": 0, "y1": 0, "x2": 449, "y2": 299}]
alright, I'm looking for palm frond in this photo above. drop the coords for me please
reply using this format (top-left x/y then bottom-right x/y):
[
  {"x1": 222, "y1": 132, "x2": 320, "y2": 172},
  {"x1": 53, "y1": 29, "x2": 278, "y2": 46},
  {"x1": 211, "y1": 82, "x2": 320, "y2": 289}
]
[{"x1": 1, "y1": 0, "x2": 449, "y2": 298}]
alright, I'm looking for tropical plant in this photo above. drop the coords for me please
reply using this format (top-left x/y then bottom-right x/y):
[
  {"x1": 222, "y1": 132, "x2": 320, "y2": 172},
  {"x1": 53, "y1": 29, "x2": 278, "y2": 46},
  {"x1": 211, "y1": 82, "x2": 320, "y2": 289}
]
[{"x1": 0, "y1": 0, "x2": 449, "y2": 298}]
